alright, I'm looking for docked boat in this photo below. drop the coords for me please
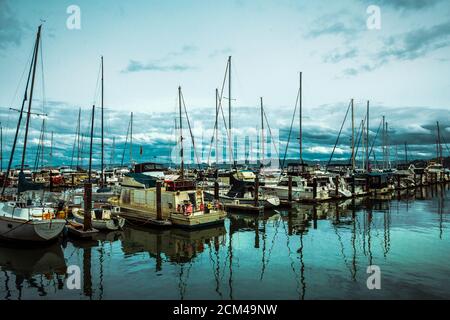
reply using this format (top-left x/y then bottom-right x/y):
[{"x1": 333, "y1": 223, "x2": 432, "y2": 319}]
[
  {"x1": 424, "y1": 162, "x2": 449, "y2": 183},
  {"x1": 0, "y1": 26, "x2": 67, "y2": 244},
  {"x1": 0, "y1": 200, "x2": 66, "y2": 243},
  {"x1": 261, "y1": 175, "x2": 314, "y2": 201},
  {"x1": 72, "y1": 205, "x2": 125, "y2": 231},
  {"x1": 393, "y1": 164, "x2": 416, "y2": 189},
  {"x1": 205, "y1": 170, "x2": 280, "y2": 209},
  {"x1": 111, "y1": 175, "x2": 227, "y2": 229}
]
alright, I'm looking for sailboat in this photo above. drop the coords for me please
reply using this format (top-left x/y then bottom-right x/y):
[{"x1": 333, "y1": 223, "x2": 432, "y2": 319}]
[{"x1": 0, "y1": 26, "x2": 66, "y2": 243}]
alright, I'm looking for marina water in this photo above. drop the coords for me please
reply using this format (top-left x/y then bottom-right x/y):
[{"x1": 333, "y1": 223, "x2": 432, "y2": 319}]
[{"x1": 1, "y1": 185, "x2": 449, "y2": 300}]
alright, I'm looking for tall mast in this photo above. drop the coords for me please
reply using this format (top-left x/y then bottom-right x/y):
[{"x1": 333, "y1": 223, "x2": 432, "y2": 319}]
[
  {"x1": 437, "y1": 121, "x2": 443, "y2": 165},
  {"x1": 351, "y1": 98, "x2": 355, "y2": 171},
  {"x1": 88, "y1": 105, "x2": 95, "y2": 180},
  {"x1": 130, "y1": 112, "x2": 133, "y2": 165},
  {"x1": 41, "y1": 119, "x2": 45, "y2": 169},
  {"x1": 366, "y1": 100, "x2": 370, "y2": 172},
  {"x1": 50, "y1": 131, "x2": 53, "y2": 167},
  {"x1": 101, "y1": 56, "x2": 104, "y2": 186},
  {"x1": 361, "y1": 120, "x2": 365, "y2": 170},
  {"x1": 215, "y1": 88, "x2": 219, "y2": 166},
  {"x1": 0, "y1": 123, "x2": 3, "y2": 173},
  {"x1": 1, "y1": 26, "x2": 39, "y2": 195},
  {"x1": 386, "y1": 121, "x2": 390, "y2": 169},
  {"x1": 382, "y1": 115, "x2": 385, "y2": 170},
  {"x1": 21, "y1": 25, "x2": 42, "y2": 171},
  {"x1": 260, "y1": 97, "x2": 264, "y2": 166},
  {"x1": 76, "y1": 108, "x2": 81, "y2": 169},
  {"x1": 228, "y1": 56, "x2": 232, "y2": 167},
  {"x1": 179, "y1": 86, "x2": 184, "y2": 179},
  {"x1": 404, "y1": 142, "x2": 408, "y2": 164},
  {"x1": 110, "y1": 137, "x2": 115, "y2": 166},
  {"x1": 299, "y1": 72, "x2": 303, "y2": 166}
]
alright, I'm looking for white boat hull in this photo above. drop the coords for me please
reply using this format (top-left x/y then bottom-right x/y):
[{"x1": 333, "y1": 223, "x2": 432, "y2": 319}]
[
  {"x1": 0, "y1": 216, "x2": 66, "y2": 242},
  {"x1": 72, "y1": 209, "x2": 125, "y2": 231}
]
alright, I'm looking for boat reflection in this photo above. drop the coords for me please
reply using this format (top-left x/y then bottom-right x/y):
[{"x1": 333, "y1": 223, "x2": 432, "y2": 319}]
[
  {"x1": 121, "y1": 226, "x2": 227, "y2": 265},
  {"x1": 0, "y1": 242, "x2": 67, "y2": 299}
]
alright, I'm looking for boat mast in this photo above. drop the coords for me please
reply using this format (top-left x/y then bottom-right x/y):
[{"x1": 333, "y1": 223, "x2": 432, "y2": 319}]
[
  {"x1": 50, "y1": 131, "x2": 53, "y2": 168},
  {"x1": 1, "y1": 26, "x2": 40, "y2": 195},
  {"x1": 299, "y1": 72, "x2": 303, "y2": 167},
  {"x1": 382, "y1": 115, "x2": 385, "y2": 170},
  {"x1": 386, "y1": 121, "x2": 390, "y2": 169},
  {"x1": 351, "y1": 98, "x2": 355, "y2": 171},
  {"x1": 0, "y1": 123, "x2": 3, "y2": 173},
  {"x1": 76, "y1": 108, "x2": 82, "y2": 169},
  {"x1": 260, "y1": 97, "x2": 264, "y2": 167},
  {"x1": 88, "y1": 105, "x2": 95, "y2": 180},
  {"x1": 404, "y1": 142, "x2": 408, "y2": 164},
  {"x1": 84, "y1": 105, "x2": 95, "y2": 232},
  {"x1": 101, "y1": 56, "x2": 104, "y2": 187},
  {"x1": 437, "y1": 121, "x2": 443, "y2": 165},
  {"x1": 366, "y1": 100, "x2": 370, "y2": 172},
  {"x1": 130, "y1": 112, "x2": 133, "y2": 165},
  {"x1": 21, "y1": 25, "x2": 42, "y2": 172},
  {"x1": 361, "y1": 120, "x2": 365, "y2": 170},
  {"x1": 215, "y1": 88, "x2": 219, "y2": 166},
  {"x1": 228, "y1": 56, "x2": 232, "y2": 168},
  {"x1": 179, "y1": 86, "x2": 184, "y2": 180},
  {"x1": 110, "y1": 137, "x2": 115, "y2": 167}
]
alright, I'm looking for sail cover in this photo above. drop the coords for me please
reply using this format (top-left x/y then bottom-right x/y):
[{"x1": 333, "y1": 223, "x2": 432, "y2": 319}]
[{"x1": 17, "y1": 171, "x2": 44, "y2": 193}]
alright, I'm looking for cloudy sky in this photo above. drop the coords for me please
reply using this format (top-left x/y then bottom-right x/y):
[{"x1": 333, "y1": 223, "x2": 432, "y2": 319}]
[{"x1": 0, "y1": 0, "x2": 450, "y2": 167}]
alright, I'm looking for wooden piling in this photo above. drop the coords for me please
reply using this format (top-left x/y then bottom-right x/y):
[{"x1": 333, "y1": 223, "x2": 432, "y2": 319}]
[
  {"x1": 397, "y1": 175, "x2": 401, "y2": 190},
  {"x1": 156, "y1": 181, "x2": 162, "y2": 221},
  {"x1": 351, "y1": 175, "x2": 355, "y2": 196},
  {"x1": 49, "y1": 170, "x2": 53, "y2": 192},
  {"x1": 254, "y1": 176, "x2": 259, "y2": 206},
  {"x1": 313, "y1": 206, "x2": 318, "y2": 229},
  {"x1": 335, "y1": 176, "x2": 339, "y2": 199},
  {"x1": 214, "y1": 181, "x2": 219, "y2": 200},
  {"x1": 288, "y1": 175, "x2": 293, "y2": 203},
  {"x1": 313, "y1": 178, "x2": 317, "y2": 200},
  {"x1": 83, "y1": 182, "x2": 92, "y2": 231}
]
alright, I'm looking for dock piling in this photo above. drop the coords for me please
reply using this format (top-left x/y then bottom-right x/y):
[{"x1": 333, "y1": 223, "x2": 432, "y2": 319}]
[
  {"x1": 214, "y1": 181, "x2": 219, "y2": 200},
  {"x1": 288, "y1": 176, "x2": 293, "y2": 203},
  {"x1": 83, "y1": 182, "x2": 92, "y2": 231},
  {"x1": 254, "y1": 176, "x2": 259, "y2": 206},
  {"x1": 156, "y1": 181, "x2": 162, "y2": 221},
  {"x1": 313, "y1": 178, "x2": 317, "y2": 200}
]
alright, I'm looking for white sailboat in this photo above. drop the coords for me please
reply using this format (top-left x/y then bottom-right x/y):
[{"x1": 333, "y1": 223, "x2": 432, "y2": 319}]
[
  {"x1": 0, "y1": 201, "x2": 66, "y2": 242},
  {"x1": 0, "y1": 26, "x2": 67, "y2": 244}
]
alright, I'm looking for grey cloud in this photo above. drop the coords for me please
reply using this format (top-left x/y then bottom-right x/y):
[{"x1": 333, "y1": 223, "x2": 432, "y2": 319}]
[
  {"x1": 342, "y1": 21, "x2": 450, "y2": 76},
  {"x1": 365, "y1": 0, "x2": 443, "y2": 10},
  {"x1": 323, "y1": 48, "x2": 358, "y2": 63},
  {"x1": 378, "y1": 21, "x2": 450, "y2": 61},
  {"x1": 1, "y1": 102, "x2": 449, "y2": 166},
  {"x1": 122, "y1": 45, "x2": 198, "y2": 73},
  {"x1": 305, "y1": 10, "x2": 365, "y2": 40},
  {"x1": 0, "y1": 0, "x2": 25, "y2": 50},
  {"x1": 122, "y1": 60, "x2": 196, "y2": 73}
]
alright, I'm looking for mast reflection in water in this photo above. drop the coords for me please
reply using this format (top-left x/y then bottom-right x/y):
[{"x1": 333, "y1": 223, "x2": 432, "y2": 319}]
[{"x1": 0, "y1": 185, "x2": 449, "y2": 300}]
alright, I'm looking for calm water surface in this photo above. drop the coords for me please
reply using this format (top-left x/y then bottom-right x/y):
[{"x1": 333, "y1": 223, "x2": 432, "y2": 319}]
[{"x1": 1, "y1": 186, "x2": 449, "y2": 300}]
